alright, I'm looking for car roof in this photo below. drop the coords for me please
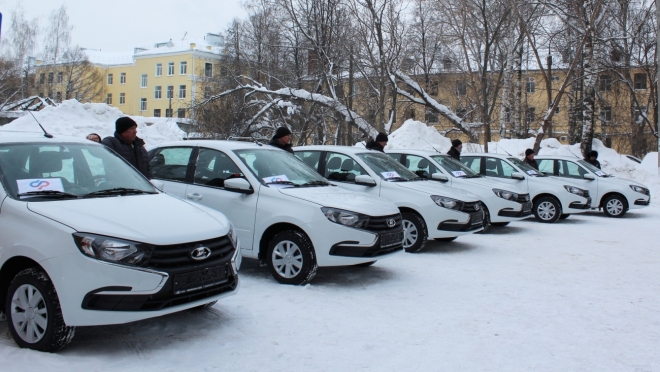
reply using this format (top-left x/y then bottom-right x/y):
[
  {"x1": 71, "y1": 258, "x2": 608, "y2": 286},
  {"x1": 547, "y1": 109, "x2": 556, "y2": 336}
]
[
  {"x1": 386, "y1": 149, "x2": 445, "y2": 156},
  {"x1": 0, "y1": 130, "x2": 91, "y2": 144},
  {"x1": 535, "y1": 154, "x2": 584, "y2": 161},
  {"x1": 155, "y1": 139, "x2": 274, "y2": 151},
  {"x1": 294, "y1": 145, "x2": 377, "y2": 155},
  {"x1": 460, "y1": 152, "x2": 515, "y2": 159}
]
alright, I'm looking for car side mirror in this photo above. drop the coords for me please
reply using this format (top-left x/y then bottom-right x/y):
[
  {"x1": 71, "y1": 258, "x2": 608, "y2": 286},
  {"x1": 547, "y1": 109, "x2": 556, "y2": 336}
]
[
  {"x1": 150, "y1": 179, "x2": 165, "y2": 191},
  {"x1": 355, "y1": 175, "x2": 377, "y2": 187},
  {"x1": 224, "y1": 178, "x2": 254, "y2": 194},
  {"x1": 583, "y1": 173, "x2": 596, "y2": 180},
  {"x1": 511, "y1": 172, "x2": 525, "y2": 180},
  {"x1": 431, "y1": 173, "x2": 449, "y2": 182}
]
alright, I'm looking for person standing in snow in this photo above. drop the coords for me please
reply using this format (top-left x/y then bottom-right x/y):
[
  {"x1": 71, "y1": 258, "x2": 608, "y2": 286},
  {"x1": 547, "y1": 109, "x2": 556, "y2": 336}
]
[
  {"x1": 585, "y1": 150, "x2": 601, "y2": 169},
  {"x1": 447, "y1": 139, "x2": 462, "y2": 161},
  {"x1": 365, "y1": 132, "x2": 388, "y2": 152},
  {"x1": 102, "y1": 117, "x2": 152, "y2": 178},
  {"x1": 86, "y1": 133, "x2": 102, "y2": 143},
  {"x1": 269, "y1": 127, "x2": 294, "y2": 154},
  {"x1": 524, "y1": 148, "x2": 538, "y2": 170}
]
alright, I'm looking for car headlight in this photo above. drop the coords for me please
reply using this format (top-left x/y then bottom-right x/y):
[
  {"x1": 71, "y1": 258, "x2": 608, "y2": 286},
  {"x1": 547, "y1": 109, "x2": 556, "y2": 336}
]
[
  {"x1": 321, "y1": 207, "x2": 369, "y2": 228},
  {"x1": 492, "y1": 188, "x2": 518, "y2": 201},
  {"x1": 430, "y1": 195, "x2": 462, "y2": 210},
  {"x1": 72, "y1": 233, "x2": 152, "y2": 266},
  {"x1": 630, "y1": 185, "x2": 650, "y2": 195},
  {"x1": 563, "y1": 185, "x2": 588, "y2": 197}
]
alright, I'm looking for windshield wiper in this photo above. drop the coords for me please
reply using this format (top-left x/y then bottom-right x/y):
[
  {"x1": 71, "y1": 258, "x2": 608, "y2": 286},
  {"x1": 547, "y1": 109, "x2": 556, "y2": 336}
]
[
  {"x1": 265, "y1": 181, "x2": 299, "y2": 187},
  {"x1": 17, "y1": 190, "x2": 79, "y2": 199},
  {"x1": 466, "y1": 174, "x2": 482, "y2": 178},
  {"x1": 84, "y1": 188, "x2": 157, "y2": 197},
  {"x1": 298, "y1": 180, "x2": 330, "y2": 187},
  {"x1": 384, "y1": 176, "x2": 409, "y2": 182}
]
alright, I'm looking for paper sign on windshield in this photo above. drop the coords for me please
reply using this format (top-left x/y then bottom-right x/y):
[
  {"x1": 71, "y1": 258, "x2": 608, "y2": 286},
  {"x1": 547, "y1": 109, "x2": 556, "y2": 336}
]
[
  {"x1": 262, "y1": 174, "x2": 290, "y2": 183},
  {"x1": 595, "y1": 171, "x2": 605, "y2": 176},
  {"x1": 452, "y1": 170, "x2": 467, "y2": 177},
  {"x1": 526, "y1": 170, "x2": 538, "y2": 175},
  {"x1": 381, "y1": 171, "x2": 401, "y2": 179},
  {"x1": 17, "y1": 178, "x2": 64, "y2": 195}
]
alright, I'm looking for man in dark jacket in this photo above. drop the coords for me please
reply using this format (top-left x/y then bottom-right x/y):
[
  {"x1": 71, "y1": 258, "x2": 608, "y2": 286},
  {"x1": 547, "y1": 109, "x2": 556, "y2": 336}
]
[
  {"x1": 102, "y1": 117, "x2": 152, "y2": 178},
  {"x1": 585, "y1": 150, "x2": 601, "y2": 169},
  {"x1": 365, "y1": 132, "x2": 388, "y2": 152},
  {"x1": 447, "y1": 139, "x2": 462, "y2": 161},
  {"x1": 269, "y1": 127, "x2": 294, "y2": 154},
  {"x1": 524, "y1": 148, "x2": 539, "y2": 170}
]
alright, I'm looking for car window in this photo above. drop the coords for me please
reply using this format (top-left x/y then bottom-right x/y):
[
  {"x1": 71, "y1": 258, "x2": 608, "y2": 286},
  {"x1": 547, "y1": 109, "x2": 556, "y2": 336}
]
[
  {"x1": 150, "y1": 147, "x2": 193, "y2": 182},
  {"x1": 558, "y1": 160, "x2": 588, "y2": 178},
  {"x1": 294, "y1": 151, "x2": 322, "y2": 172},
  {"x1": 194, "y1": 148, "x2": 244, "y2": 188},
  {"x1": 404, "y1": 155, "x2": 437, "y2": 178},
  {"x1": 461, "y1": 157, "x2": 481, "y2": 174},
  {"x1": 325, "y1": 152, "x2": 367, "y2": 183},
  {"x1": 386, "y1": 153, "x2": 402, "y2": 162},
  {"x1": 430, "y1": 155, "x2": 480, "y2": 178},
  {"x1": 485, "y1": 157, "x2": 516, "y2": 178},
  {"x1": 538, "y1": 159, "x2": 554, "y2": 174}
]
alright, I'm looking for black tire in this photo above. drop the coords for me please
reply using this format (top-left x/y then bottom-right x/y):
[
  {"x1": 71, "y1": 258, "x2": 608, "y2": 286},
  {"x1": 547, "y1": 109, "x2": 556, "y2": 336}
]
[
  {"x1": 602, "y1": 194, "x2": 628, "y2": 218},
  {"x1": 266, "y1": 230, "x2": 317, "y2": 285},
  {"x1": 354, "y1": 261, "x2": 376, "y2": 267},
  {"x1": 560, "y1": 214, "x2": 571, "y2": 220},
  {"x1": 401, "y1": 212, "x2": 428, "y2": 253},
  {"x1": 5, "y1": 268, "x2": 75, "y2": 352},
  {"x1": 533, "y1": 196, "x2": 562, "y2": 223},
  {"x1": 490, "y1": 222, "x2": 510, "y2": 227},
  {"x1": 434, "y1": 237, "x2": 457, "y2": 242},
  {"x1": 478, "y1": 205, "x2": 491, "y2": 233}
]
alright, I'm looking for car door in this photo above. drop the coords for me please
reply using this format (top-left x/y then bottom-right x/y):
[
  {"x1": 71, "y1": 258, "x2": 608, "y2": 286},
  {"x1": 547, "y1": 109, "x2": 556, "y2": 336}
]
[
  {"x1": 294, "y1": 150, "x2": 324, "y2": 173},
  {"x1": 149, "y1": 146, "x2": 195, "y2": 197},
  {"x1": 483, "y1": 156, "x2": 528, "y2": 189},
  {"x1": 400, "y1": 154, "x2": 439, "y2": 180},
  {"x1": 322, "y1": 151, "x2": 379, "y2": 196},
  {"x1": 185, "y1": 147, "x2": 259, "y2": 251},
  {"x1": 555, "y1": 159, "x2": 598, "y2": 201}
]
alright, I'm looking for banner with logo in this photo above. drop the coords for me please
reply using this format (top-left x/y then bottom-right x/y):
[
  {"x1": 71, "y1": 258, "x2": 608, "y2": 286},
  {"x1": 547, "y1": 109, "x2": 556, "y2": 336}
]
[{"x1": 17, "y1": 178, "x2": 65, "y2": 194}]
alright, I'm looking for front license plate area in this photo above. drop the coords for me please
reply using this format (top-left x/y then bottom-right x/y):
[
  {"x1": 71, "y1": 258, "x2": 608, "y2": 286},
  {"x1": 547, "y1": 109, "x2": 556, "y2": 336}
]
[
  {"x1": 380, "y1": 231, "x2": 404, "y2": 248},
  {"x1": 173, "y1": 265, "x2": 228, "y2": 295},
  {"x1": 470, "y1": 212, "x2": 484, "y2": 225},
  {"x1": 523, "y1": 202, "x2": 532, "y2": 213}
]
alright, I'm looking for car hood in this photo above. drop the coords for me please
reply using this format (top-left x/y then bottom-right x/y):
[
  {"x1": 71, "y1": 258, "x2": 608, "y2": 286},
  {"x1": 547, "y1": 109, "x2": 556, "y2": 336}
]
[
  {"x1": 394, "y1": 180, "x2": 481, "y2": 202},
  {"x1": 27, "y1": 193, "x2": 230, "y2": 245},
  {"x1": 278, "y1": 186, "x2": 399, "y2": 216},
  {"x1": 463, "y1": 177, "x2": 527, "y2": 194}
]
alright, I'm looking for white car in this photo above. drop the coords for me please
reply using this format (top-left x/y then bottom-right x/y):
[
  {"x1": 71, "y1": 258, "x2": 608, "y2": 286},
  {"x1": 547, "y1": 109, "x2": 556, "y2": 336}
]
[
  {"x1": 386, "y1": 150, "x2": 533, "y2": 227},
  {"x1": 536, "y1": 155, "x2": 650, "y2": 217},
  {"x1": 294, "y1": 146, "x2": 484, "y2": 253},
  {"x1": 0, "y1": 132, "x2": 240, "y2": 352},
  {"x1": 460, "y1": 153, "x2": 592, "y2": 223},
  {"x1": 149, "y1": 140, "x2": 403, "y2": 285}
]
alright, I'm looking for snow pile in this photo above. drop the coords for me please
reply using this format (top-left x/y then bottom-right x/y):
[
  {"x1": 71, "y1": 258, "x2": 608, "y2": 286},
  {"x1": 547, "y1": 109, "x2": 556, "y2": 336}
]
[
  {"x1": 384, "y1": 119, "x2": 452, "y2": 151},
  {"x1": 0, "y1": 99, "x2": 186, "y2": 148}
]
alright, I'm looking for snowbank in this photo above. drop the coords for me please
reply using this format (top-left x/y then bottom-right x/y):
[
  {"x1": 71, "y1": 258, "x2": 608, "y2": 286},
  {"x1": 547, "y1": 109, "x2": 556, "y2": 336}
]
[{"x1": 0, "y1": 99, "x2": 186, "y2": 149}]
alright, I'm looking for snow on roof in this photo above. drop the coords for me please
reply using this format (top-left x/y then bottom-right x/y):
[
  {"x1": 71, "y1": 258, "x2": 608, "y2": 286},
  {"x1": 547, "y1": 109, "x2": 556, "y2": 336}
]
[
  {"x1": 84, "y1": 49, "x2": 135, "y2": 66},
  {"x1": 133, "y1": 39, "x2": 223, "y2": 58}
]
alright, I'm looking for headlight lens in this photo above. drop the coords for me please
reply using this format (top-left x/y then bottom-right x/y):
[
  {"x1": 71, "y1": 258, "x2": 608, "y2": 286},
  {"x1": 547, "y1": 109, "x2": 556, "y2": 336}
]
[
  {"x1": 321, "y1": 207, "x2": 369, "y2": 228},
  {"x1": 630, "y1": 185, "x2": 650, "y2": 195},
  {"x1": 492, "y1": 188, "x2": 518, "y2": 201},
  {"x1": 72, "y1": 233, "x2": 152, "y2": 266},
  {"x1": 563, "y1": 185, "x2": 588, "y2": 197},
  {"x1": 431, "y1": 195, "x2": 462, "y2": 210}
]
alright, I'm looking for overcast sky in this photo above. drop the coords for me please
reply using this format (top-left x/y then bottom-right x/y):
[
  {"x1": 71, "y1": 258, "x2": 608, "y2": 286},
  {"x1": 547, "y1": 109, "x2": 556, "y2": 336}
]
[{"x1": 0, "y1": 0, "x2": 247, "y2": 52}]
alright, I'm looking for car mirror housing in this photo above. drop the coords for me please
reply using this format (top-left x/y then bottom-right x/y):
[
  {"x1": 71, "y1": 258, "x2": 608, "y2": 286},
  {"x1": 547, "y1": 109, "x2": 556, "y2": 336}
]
[
  {"x1": 431, "y1": 173, "x2": 449, "y2": 182},
  {"x1": 511, "y1": 172, "x2": 525, "y2": 180},
  {"x1": 583, "y1": 174, "x2": 596, "y2": 180},
  {"x1": 355, "y1": 175, "x2": 377, "y2": 187},
  {"x1": 224, "y1": 178, "x2": 254, "y2": 194}
]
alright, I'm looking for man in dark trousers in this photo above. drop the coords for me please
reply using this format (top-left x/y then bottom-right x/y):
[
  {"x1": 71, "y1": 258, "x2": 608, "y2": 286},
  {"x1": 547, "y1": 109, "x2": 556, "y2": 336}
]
[
  {"x1": 447, "y1": 139, "x2": 462, "y2": 161},
  {"x1": 269, "y1": 127, "x2": 294, "y2": 153},
  {"x1": 365, "y1": 132, "x2": 388, "y2": 152},
  {"x1": 585, "y1": 150, "x2": 601, "y2": 169},
  {"x1": 102, "y1": 117, "x2": 152, "y2": 178},
  {"x1": 524, "y1": 148, "x2": 539, "y2": 170}
]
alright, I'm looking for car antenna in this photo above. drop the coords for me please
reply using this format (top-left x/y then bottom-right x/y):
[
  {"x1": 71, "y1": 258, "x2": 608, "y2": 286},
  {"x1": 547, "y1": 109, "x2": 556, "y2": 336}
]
[
  {"x1": 27, "y1": 110, "x2": 53, "y2": 138},
  {"x1": 567, "y1": 147, "x2": 581, "y2": 158},
  {"x1": 499, "y1": 144, "x2": 512, "y2": 156},
  {"x1": 423, "y1": 139, "x2": 441, "y2": 153}
]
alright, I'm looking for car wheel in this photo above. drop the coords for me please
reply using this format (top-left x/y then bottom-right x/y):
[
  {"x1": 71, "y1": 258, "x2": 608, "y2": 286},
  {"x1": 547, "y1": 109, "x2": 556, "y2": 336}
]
[
  {"x1": 401, "y1": 212, "x2": 428, "y2": 253},
  {"x1": 490, "y1": 222, "x2": 510, "y2": 227},
  {"x1": 5, "y1": 268, "x2": 75, "y2": 352},
  {"x1": 354, "y1": 261, "x2": 376, "y2": 267},
  {"x1": 533, "y1": 196, "x2": 562, "y2": 223},
  {"x1": 602, "y1": 194, "x2": 627, "y2": 218},
  {"x1": 434, "y1": 237, "x2": 457, "y2": 242},
  {"x1": 560, "y1": 214, "x2": 571, "y2": 219},
  {"x1": 266, "y1": 230, "x2": 317, "y2": 285}
]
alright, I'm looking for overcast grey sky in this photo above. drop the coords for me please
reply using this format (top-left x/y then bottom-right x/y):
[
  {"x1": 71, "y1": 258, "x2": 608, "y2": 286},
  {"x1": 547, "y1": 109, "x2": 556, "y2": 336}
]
[{"x1": 0, "y1": 0, "x2": 247, "y2": 52}]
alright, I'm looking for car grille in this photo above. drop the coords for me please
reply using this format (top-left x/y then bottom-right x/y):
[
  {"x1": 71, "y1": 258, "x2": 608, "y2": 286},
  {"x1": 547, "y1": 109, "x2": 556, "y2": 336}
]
[
  {"x1": 365, "y1": 213, "x2": 402, "y2": 232},
  {"x1": 516, "y1": 193, "x2": 531, "y2": 203},
  {"x1": 460, "y1": 201, "x2": 482, "y2": 213},
  {"x1": 147, "y1": 236, "x2": 234, "y2": 271}
]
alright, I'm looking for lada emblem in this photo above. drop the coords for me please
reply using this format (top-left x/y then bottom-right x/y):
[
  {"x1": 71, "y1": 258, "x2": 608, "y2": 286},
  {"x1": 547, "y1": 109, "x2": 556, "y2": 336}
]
[
  {"x1": 386, "y1": 218, "x2": 396, "y2": 228},
  {"x1": 525, "y1": 195, "x2": 530, "y2": 202},
  {"x1": 474, "y1": 203, "x2": 481, "y2": 211},
  {"x1": 190, "y1": 246, "x2": 212, "y2": 261}
]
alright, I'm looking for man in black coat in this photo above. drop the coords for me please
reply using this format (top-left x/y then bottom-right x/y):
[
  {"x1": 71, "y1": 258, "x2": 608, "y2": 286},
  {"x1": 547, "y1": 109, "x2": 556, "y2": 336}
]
[
  {"x1": 102, "y1": 117, "x2": 152, "y2": 178},
  {"x1": 524, "y1": 148, "x2": 539, "y2": 170},
  {"x1": 585, "y1": 150, "x2": 601, "y2": 169},
  {"x1": 447, "y1": 139, "x2": 462, "y2": 161},
  {"x1": 269, "y1": 127, "x2": 294, "y2": 154},
  {"x1": 365, "y1": 132, "x2": 388, "y2": 152}
]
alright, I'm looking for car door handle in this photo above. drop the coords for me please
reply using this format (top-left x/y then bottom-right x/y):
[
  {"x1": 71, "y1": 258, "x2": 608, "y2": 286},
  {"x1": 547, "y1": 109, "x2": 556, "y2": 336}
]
[{"x1": 186, "y1": 193, "x2": 202, "y2": 200}]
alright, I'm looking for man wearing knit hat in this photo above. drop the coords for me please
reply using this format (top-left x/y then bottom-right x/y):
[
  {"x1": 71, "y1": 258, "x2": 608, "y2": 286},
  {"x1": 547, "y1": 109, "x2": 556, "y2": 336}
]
[
  {"x1": 102, "y1": 117, "x2": 152, "y2": 178},
  {"x1": 447, "y1": 139, "x2": 462, "y2": 161},
  {"x1": 269, "y1": 126, "x2": 294, "y2": 153},
  {"x1": 365, "y1": 132, "x2": 388, "y2": 152},
  {"x1": 524, "y1": 148, "x2": 538, "y2": 170}
]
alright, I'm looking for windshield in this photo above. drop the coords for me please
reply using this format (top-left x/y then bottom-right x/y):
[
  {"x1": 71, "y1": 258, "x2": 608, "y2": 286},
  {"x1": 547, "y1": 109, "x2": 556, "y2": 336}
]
[
  {"x1": 357, "y1": 152, "x2": 421, "y2": 181},
  {"x1": 0, "y1": 143, "x2": 156, "y2": 201},
  {"x1": 234, "y1": 149, "x2": 329, "y2": 187},
  {"x1": 430, "y1": 155, "x2": 481, "y2": 178},
  {"x1": 578, "y1": 159, "x2": 610, "y2": 177},
  {"x1": 507, "y1": 157, "x2": 546, "y2": 177}
]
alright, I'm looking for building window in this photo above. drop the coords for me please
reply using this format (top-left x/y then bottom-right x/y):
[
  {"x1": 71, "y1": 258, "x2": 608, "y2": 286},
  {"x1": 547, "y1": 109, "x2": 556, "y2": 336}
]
[
  {"x1": 504, "y1": 107, "x2": 512, "y2": 123},
  {"x1": 551, "y1": 76, "x2": 560, "y2": 82},
  {"x1": 140, "y1": 98, "x2": 147, "y2": 111},
  {"x1": 555, "y1": 106, "x2": 560, "y2": 114},
  {"x1": 204, "y1": 63, "x2": 213, "y2": 77},
  {"x1": 429, "y1": 80, "x2": 439, "y2": 95},
  {"x1": 633, "y1": 106, "x2": 647, "y2": 123},
  {"x1": 179, "y1": 85, "x2": 186, "y2": 98},
  {"x1": 442, "y1": 58, "x2": 453, "y2": 70},
  {"x1": 48, "y1": 73, "x2": 54, "y2": 84},
  {"x1": 119, "y1": 93, "x2": 125, "y2": 105},
  {"x1": 526, "y1": 77, "x2": 535, "y2": 93},
  {"x1": 610, "y1": 49, "x2": 622, "y2": 62},
  {"x1": 425, "y1": 110, "x2": 439, "y2": 123},
  {"x1": 166, "y1": 85, "x2": 174, "y2": 99},
  {"x1": 106, "y1": 93, "x2": 113, "y2": 105},
  {"x1": 599, "y1": 74, "x2": 612, "y2": 91},
  {"x1": 56, "y1": 92, "x2": 62, "y2": 102},
  {"x1": 156, "y1": 63, "x2": 162, "y2": 76},
  {"x1": 120, "y1": 72, "x2": 126, "y2": 84},
  {"x1": 154, "y1": 109, "x2": 161, "y2": 117},
  {"x1": 141, "y1": 74, "x2": 148, "y2": 88},
  {"x1": 39, "y1": 73, "x2": 45, "y2": 84},
  {"x1": 165, "y1": 109, "x2": 172, "y2": 118},
  {"x1": 168, "y1": 62, "x2": 175, "y2": 75},
  {"x1": 180, "y1": 61, "x2": 187, "y2": 75},
  {"x1": 561, "y1": 49, "x2": 571, "y2": 63},
  {"x1": 155, "y1": 86, "x2": 162, "y2": 99},
  {"x1": 526, "y1": 107, "x2": 536, "y2": 123},
  {"x1": 220, "y1": 66, "x2": 229, "y2": 77},
  {"x1": 178, "y1": 109, "x2": 186, "y2": 118},
  {"x1": 599, "y1": 106, "x2": 612, "y2": 122},
  {"x1": 204, "y1": 86, "x2": 213, "y2": 99},
  {"x1": 107, "y1": 73, "x2": 113, "y2": 85},
  {"x1": 456, "y1": 107, "x2": 468, "y2": 120},
  {"x1": 57, "y1": 72, "x2": 63, "y2": 84},
  {"x1": 634, "y1": 73, "x2": 647, "y2": 90},
  {"x1": 455, "y1": 80, "x2": 467, "y2": 96}
]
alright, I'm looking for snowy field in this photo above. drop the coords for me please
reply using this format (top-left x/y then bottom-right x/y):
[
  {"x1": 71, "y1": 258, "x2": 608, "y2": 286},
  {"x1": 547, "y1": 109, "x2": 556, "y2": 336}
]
[{"x1": 2, "y1": 207, "x2": 659, "y2": 372}]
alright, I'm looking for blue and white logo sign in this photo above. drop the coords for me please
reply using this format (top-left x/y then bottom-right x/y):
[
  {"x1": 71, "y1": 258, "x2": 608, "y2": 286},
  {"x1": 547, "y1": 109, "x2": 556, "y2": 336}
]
[
  {"x1": 380, "y1": 171, "x2": 401, "y2": 179},
  {"x1": 16, "y1": 178, "x2": 65, "y2": 195}
]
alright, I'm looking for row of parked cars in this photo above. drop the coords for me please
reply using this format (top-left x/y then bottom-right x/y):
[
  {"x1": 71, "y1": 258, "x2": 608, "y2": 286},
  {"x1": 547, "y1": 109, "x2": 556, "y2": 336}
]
[{"x1": 0, "y1": 132, "x2": 650, "y2": 351}]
